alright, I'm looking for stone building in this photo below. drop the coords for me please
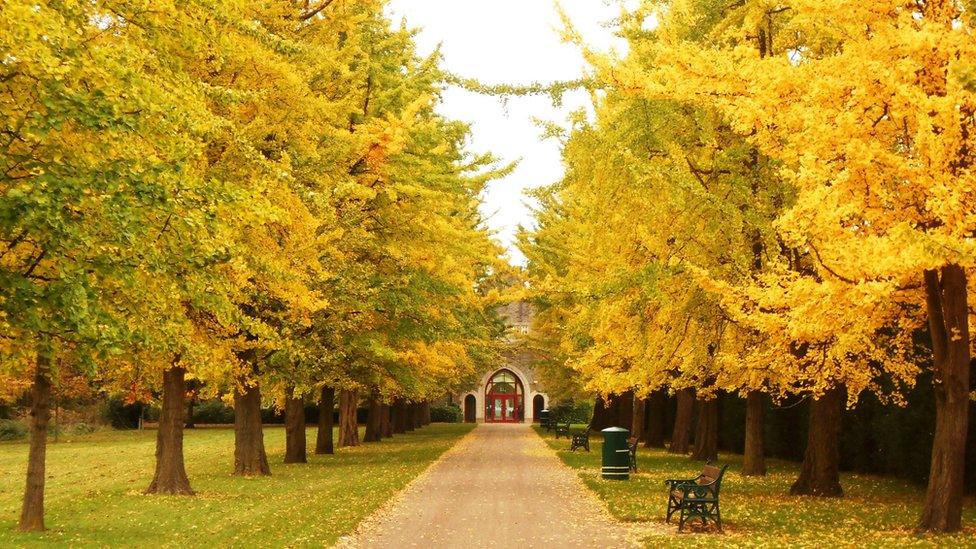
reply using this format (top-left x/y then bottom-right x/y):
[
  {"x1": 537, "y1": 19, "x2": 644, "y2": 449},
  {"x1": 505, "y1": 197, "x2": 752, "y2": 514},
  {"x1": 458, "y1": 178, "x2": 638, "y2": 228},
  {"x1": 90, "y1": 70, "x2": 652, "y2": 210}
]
[{"x1": 455, "y1": 301, "x2": 548, "y2": 423}]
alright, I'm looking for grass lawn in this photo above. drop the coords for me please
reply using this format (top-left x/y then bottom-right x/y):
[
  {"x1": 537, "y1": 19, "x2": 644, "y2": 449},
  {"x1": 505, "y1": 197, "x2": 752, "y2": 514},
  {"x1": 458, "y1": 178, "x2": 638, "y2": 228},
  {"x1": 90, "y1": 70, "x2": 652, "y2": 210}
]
[
  {"x1": 0, "y1": 423, "x2": 473, "y2": 547},
  {"x1": 535, "y1": 426, "x2": 976, "y2": 548}
]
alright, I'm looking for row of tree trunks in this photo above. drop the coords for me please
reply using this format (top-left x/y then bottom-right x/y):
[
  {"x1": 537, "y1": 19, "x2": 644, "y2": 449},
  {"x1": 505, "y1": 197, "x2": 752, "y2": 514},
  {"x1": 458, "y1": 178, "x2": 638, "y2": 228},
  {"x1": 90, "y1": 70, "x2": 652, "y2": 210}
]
[
  {"x1": 380, "y1": 404, "x2": 393, "y2": 438},
  {"x1": 422, "y1": 402, "x2": 431, "y2": 425},
  {"x1": 19, "y1": 347, "x2": 52, "y2": 532},
  {"x1": 589, "y1": 391, "x2": 635, "y2": 431},
  {"x1": 790, "y1": 386, "x2": 843, "y2": 496},
  {"x1": 363, "y1": 396, "x2": 383, "y2": 443},
  {"x1": 146, "y1": 364, "x2": 194, "y2": 494},
  {"x1": 742, "y1": 390, "x2": 767, "y2": 476},
  {"x1": 690, "y1": 398, "x2": 718, "y2": 461},
  {"x1": 643, "y1": 390, "x2": 667, "y2": 448},
  {"x1": 393, "y1": 400, "x2": 407, "y2": 433},
  {"x1": 316, "y1": 386, "x2": 335, "y2": 454},
  {"x1": 417, "y1": 403, "x2": 425, "y2": 428},
  {"x1": 283, "y1": 387, "x2": 307, "y2": 463},
  {"x1": 338, "y1": 389, "x2": 359, "y2": 447},
  {"x1": 405, "y1": 401, "x2": 416, "y2": 432},
  {"x1": 233, "y1": 354, "x2": 270, "y2": 476},
  {"x1": 668, "y1": 388, "x2": 694, "y2": 454}
]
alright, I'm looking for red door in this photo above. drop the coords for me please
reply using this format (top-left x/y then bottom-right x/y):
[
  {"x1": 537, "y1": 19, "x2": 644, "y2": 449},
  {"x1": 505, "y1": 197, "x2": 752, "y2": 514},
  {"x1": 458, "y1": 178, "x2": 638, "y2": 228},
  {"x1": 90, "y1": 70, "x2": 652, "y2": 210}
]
[{"x1": 488, "y1": 394, "x2": 519, "y2": 422}]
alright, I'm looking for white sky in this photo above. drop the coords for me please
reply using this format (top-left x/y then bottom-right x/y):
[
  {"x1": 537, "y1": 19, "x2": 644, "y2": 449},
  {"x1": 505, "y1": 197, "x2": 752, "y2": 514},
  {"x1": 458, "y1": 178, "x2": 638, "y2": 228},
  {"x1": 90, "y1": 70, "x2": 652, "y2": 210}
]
[{"x1": 385, "y1": 1, "x2": 629, "y2": 265}]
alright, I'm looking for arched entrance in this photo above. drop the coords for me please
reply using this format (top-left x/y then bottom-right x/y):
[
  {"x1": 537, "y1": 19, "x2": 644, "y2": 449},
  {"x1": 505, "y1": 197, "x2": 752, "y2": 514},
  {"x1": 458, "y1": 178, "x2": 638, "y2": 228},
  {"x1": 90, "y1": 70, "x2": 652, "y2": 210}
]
[
  {"x1": 464, "y1": 394, "x2": 476, "y2": 423},
  {"x1": 532, "y1": 394, "x2": 545, "y2": 422},
  {"x1": 485, "y1": 369, "x2": 523, "y2": 423}
]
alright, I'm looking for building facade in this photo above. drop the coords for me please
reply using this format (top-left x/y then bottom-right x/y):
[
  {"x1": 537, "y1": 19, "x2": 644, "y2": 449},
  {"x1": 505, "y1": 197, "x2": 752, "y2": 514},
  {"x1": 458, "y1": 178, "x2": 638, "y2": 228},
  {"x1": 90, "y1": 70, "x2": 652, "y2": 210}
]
[{"x1": 456, "y1": 301, "x2": 548, "y2": 423}]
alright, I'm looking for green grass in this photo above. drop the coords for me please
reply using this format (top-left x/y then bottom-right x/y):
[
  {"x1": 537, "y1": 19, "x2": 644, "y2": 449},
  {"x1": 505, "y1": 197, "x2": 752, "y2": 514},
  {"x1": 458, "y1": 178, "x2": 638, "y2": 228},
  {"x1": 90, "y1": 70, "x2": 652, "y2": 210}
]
[
  {"x1": 534, "y1": 426, "x2": 976, "y2": 548},
  {"x1": 0, "y1": 423, "x2": 473, "y2": 547}
]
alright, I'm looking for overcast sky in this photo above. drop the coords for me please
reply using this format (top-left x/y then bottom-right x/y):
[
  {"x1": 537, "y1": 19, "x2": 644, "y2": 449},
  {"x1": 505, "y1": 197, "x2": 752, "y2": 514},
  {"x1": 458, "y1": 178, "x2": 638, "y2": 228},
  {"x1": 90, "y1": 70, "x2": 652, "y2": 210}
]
[{"x1": 385, "y1": 1, "x2": 629, "y2": 265}]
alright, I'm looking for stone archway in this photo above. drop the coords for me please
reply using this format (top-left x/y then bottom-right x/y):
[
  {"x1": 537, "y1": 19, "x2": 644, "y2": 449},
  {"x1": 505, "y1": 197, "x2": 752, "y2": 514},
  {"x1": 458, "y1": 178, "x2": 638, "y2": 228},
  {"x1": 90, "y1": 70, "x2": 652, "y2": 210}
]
[
  {"x1": 464, "y1": 394, "x2": 476, "y2": 423},
  {"x1": 532, "y1": 394, "x2": 545, "y2": 422},
  {"x1": 484, "y1": 369, "x2": 524, "y2": 423}
]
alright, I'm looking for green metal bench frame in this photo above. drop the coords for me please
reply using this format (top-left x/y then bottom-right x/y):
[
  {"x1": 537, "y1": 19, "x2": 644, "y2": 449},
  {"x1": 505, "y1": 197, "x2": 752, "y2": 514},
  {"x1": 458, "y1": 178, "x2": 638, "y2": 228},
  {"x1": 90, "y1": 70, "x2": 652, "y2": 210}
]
[
  {"x1": 570, "y1": 430, "x2": 589, "y2": 452},
  {"x1": 628, "y1": 437, "x2": 638, "y2": 472},
  {"x1": 664, "y1": 463, "x2": 728, "y2": 532}
]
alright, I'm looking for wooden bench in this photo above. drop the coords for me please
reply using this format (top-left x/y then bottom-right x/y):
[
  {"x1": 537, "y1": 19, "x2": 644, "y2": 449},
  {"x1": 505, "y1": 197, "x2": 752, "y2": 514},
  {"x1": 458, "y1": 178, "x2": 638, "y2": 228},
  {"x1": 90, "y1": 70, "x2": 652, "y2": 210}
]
[
  {"x1": 541, "y1": 417, "x2": 556, "y2": 431},
  {"x1": 664, "y1": 463, "x2": 728, "y2": 532},
  {"x1": 627, "y1": 436, "x2": 639, "y2": 472},
  {"x1": 554, "y1": 421, "x2": 571, "y2": 439},
  {"x1": 570, "y1": 430, "x2": 590, "y2": 452}
]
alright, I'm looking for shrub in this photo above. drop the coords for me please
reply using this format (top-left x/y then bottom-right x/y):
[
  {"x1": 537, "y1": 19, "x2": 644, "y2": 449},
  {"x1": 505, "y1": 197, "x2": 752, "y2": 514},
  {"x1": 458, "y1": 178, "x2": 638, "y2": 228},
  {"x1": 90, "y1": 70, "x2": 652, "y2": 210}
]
[
  {"x1": 192, "y1": 400, "x2": 235, "y2": 424},
  {"x1": 0, "y1": 419, "x2": 28, "y2": 441},
  {"x1": 548, "y1": 400, "x2": 593, "y2": 424},
  {"x1": 430, "y1": 403, "x2": 462, "y2": 423},
  {"x1": 101, "y1": 397, "x2": 144, "y2": 429}
]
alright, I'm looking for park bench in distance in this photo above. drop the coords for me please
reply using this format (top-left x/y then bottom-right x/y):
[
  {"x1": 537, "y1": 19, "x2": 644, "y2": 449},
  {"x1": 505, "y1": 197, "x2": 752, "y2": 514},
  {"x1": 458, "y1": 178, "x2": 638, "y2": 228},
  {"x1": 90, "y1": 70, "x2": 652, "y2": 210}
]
[
  {"x1": 570, "y1": 430, "x2": 589, "y2": 452},
  {"x1": 664, "y1": 462, "x2": 728, "y2": 532},
  {"x1": 627, "y1": 436, "x2": 638, "y2": 472},
  {"x1": 554, "y1": 421, "x2": 571, "y2": 439}
]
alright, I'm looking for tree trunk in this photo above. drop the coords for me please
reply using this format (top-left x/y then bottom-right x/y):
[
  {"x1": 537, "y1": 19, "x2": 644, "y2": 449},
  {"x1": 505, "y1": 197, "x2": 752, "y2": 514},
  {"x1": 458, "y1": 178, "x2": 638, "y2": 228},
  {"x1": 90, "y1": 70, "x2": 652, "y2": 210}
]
[
  {"x1": 691, "y1": 397, "x2": 718, "y2": 461},
  {"x1": 668, "y1": 388, "x2": 694, "y2": 454},
  {"x1": 631, "y1": 397, "x2": 645, "y2": 441},
  {"x1": 790, "y1": 386, "x2": 843, "y2": 497},
  {"x1": 417, "y1": 403, "x2": 426, "y2": 428},
  {"x1": 233, "y1": 375, "x2": 271, "y2": 476},
  {"x1": 363, "y1": 396, "x2": 382, "y2": 443},
  {"x1": 315, "y1": 386, "x2": 335, "y2": 455},
  {"x1": 19, "y1": 349, "x2": 52, "y2": 532},
  {"x1": 338, "y1": 389, "x2": 359, "y2": 447},
  {"x1": 643, "y1": 390, "x2": 667, "y2": 448},
  {"x1": 589, "y1": 395, "x2": 613, "y2": 431},
  {"x1": 422, "y1": 401, "x2": 431, "y2": 425},
  {"x1": 283, "y1": 387, "x2": 307, "y2": 463},
  {"x1": 617, "y1": 391, "x2": 634, "y2": 429},
  {"x1": 380, "y1": 404, "x2": 393, "y2": 438},
  {"x1": 146, "y1": 365, "x2": 194, "y2": 494},
  {"x1": 393, "y1": 400, "x2": 406, "y2": 433},
  {"x1": 918, "y1": 265, "x2": 970, "y2": 532},
  {"x1": 742, "y1": 390, "x2": 767, "y2": 476},
  {"x1": 405, "y1": 402, "x2": 416, "y2": 432}
]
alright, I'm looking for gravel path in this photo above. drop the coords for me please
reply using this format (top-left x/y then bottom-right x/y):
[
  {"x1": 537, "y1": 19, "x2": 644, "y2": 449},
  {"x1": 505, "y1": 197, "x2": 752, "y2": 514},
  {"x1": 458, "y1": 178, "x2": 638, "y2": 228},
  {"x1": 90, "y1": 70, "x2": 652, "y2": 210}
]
[{"x1": 337, "y1": 423, "x2": 637, "y2": 548}]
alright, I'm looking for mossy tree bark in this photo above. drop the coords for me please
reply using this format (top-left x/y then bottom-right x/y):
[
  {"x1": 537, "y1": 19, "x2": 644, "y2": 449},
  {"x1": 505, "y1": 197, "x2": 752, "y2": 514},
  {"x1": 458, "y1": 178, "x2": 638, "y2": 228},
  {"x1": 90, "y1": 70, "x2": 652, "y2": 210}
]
[
  {"x1": 283, "y1": 386, "x2": 307, "y2": 463},
  {"x1": 668, "y1": 388, "x2": 694, "y2": 454},
  {"x1": 690, "y1": 397, "x2": 718, "y2": 461},
  {"x1": 19, "y1": 348, "x2": 52, "y2": 532},
  {"x1": 742, "y1": 390, "x2": 767, "y2": 476},
  {"x1": 146, "y1": 364, "x2": 194, "y2": 494},
  {"x1": 918, "y1": 265, "x2": 970, "y2": 532},
  {"x1": 790, "y1": 386, "x2": 843, "y2": 497},
  {"x1": 338, "y1": 389, "x2": 359, "y2": 447},
  {"x1": 315, "y1": 386, "x2": 334, "y2": 455}
]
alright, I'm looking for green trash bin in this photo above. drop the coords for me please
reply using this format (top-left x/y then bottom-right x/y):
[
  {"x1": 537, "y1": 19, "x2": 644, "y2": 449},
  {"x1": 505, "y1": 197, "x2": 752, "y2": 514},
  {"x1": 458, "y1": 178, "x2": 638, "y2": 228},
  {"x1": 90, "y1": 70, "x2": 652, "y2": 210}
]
[{"x1": 601, "y1": 427, "x2": 630, "y2": 480}]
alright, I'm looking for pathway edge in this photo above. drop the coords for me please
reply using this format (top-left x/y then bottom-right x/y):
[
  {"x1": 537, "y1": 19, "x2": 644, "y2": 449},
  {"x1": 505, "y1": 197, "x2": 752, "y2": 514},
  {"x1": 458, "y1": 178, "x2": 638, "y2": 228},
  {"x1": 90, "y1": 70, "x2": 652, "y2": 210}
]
[{"x1": 333, "y1": 424, "x2": 480, "y2": 548}]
